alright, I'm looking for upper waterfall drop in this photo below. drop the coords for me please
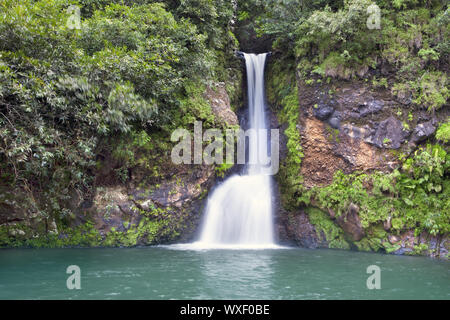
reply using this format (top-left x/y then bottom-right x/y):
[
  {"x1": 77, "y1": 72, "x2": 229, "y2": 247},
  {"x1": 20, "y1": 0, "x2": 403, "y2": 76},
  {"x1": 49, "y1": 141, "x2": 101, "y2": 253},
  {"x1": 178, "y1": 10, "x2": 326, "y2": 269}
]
[{"x1": 192, "y1": 52, "x2": 277, "y2": 249}]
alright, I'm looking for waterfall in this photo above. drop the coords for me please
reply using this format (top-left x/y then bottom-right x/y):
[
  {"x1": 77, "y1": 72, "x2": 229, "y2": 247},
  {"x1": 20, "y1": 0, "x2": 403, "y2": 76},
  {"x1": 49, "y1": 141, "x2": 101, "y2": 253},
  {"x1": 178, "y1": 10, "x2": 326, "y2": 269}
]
[{"x1": 193, "y1": 53, "x2": 276, "y2": 249}]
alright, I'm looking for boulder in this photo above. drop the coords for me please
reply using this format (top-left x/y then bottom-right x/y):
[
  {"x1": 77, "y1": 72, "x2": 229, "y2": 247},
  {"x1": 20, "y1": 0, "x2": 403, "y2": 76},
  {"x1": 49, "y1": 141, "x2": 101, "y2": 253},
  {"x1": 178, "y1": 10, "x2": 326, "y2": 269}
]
[
  {"x1": 328, "y1": 111, "x2": 341, "y2": 129},
  {"x1": 286, "y1": 212, "x2": 324, "y2": 249},
  {"x1": 383, "y1": 216, "x2": 392, "y2": 231},
  {"x1": 336, "y1": 203, "x2": 365, "y2": 241},
  {"x1": 8, "y1": 229, "x2": 25, "y2": 237},
  {"x1": 411, "y1": 121, "x2": 436, "y2": 143},
  {"x1": 313, "y1": 103, "x2": 334, "y2": 121},
  {"x1": 204, "y1": 83, "x2": 238, "y2": 126},
  {"x1": 370, "y1": 116, "x2": 408, "y2": 149},
  {"x1": 358, "y1": 99, "x2": 384, "y2": 117},
  {"x1": 388, "y1": 235, "x2": 400, "y2": 244}
]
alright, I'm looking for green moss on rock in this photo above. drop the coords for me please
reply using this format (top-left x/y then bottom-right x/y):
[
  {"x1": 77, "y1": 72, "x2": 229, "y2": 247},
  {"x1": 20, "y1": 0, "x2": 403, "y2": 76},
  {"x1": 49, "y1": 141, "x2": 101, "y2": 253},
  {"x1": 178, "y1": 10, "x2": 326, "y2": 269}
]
[{"x1": 305, "y1": 207, "x2": 350, "y2": 249}]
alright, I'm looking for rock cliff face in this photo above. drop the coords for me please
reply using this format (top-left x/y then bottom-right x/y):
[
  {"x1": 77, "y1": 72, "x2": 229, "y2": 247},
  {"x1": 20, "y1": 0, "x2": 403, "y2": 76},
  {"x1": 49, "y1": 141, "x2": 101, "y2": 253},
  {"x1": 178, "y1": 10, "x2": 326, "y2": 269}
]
[
  {"x1": 279, "y1": 206, "x2": 448, "y2": 259},
  {"x1": 297, "y1": 79, "x2": 440, "y2": 187},
  {"x1": 273, "y1": 72, "x2": 449, "y2": 259},
  {"x1": 82, "y1": 163, "x2": 215, "y2": 245},
  {"x1": 204, "y1": 83, "x2": 239, "y2": 127}
]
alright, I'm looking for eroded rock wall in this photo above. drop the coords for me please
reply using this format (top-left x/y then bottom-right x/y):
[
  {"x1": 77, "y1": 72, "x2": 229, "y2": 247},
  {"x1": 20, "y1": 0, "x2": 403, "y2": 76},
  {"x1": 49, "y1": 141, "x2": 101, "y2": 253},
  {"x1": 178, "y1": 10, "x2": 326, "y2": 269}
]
[{"x1": 270, "y1": 63, "x2": 449, "y2": 259}]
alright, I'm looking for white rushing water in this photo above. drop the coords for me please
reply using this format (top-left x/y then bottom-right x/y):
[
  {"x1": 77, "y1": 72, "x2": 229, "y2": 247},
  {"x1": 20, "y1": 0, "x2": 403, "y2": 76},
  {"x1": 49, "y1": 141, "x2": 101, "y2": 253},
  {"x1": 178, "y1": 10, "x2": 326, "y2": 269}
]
[{"x1": 189, "y1": 53, "x2": 277, "y2": 249}]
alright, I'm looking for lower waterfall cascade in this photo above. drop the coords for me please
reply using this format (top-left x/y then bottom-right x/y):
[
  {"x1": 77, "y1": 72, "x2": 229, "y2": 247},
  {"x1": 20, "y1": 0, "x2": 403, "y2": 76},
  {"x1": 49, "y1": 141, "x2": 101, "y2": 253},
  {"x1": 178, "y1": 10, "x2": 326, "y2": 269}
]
[{"x1": 192, "y1": 53, "x2": 278, "y2": 249}]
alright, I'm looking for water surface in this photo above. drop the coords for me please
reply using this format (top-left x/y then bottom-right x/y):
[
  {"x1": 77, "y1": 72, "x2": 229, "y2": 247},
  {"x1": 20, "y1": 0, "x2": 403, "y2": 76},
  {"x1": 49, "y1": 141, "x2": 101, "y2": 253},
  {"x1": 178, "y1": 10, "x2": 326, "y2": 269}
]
[{"x1": 0, "y1": 247, "x2": 448, "y2": 299}]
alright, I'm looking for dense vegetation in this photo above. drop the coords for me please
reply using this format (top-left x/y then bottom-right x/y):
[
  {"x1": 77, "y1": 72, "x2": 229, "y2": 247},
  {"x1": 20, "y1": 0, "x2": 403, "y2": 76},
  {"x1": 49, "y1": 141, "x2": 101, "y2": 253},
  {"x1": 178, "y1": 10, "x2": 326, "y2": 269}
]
[
  {"x1": 0, "y1": 0, "x2": 239, "y2": 229},
  {"x1": 241, "y1": 0, "x2": 448, "y2": 110}
]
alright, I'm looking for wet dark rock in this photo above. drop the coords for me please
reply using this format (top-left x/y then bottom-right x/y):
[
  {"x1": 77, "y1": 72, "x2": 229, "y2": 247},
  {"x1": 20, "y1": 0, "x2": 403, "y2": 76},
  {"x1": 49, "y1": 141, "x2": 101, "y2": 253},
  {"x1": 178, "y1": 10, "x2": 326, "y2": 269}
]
[
  {"x1": 424, "y1": 234, "x2": 449, "y2": 259},
  {"x1": 234, "y1": 21, "x2": 273, "y2": 53},
  {"x1": 370, "y1": 116, "x2": 408, "y2": 149},
  {"x1": 328, "y1": 117, "x2": 340, "y2": 129},
  {"x1": 418, "y1": 114, "x2": 431, "y2": 122},
  {"x1": 362, "y1": 125, "x2": 375, "y2": 139},
  {"x1": 390, "y1": 231, "x2": 449, "y2": 258},
  {"x1": 411, "y1": 121, "x2": 436, "y2": 143},
  {"x1": 358, "y1": 100, "x2": 384, "y2": 117},
  {"x1": 392, "y1": 247, "x2": 413, "y2": 255},
  {"x1": 349, "y1": 112, "x2": 360, "y2": 119},
  {"x1": 348, "y1": 99, "x2": 384, "y2": 119},
  {"x1": 328, "y1": 111, "x2": 341, "y2": 129},
  {"x1": 285, "y1": 211, "x2": 325, "y2": 249},
  {"x1": 234, "y1": 50, "x2": 245, "y2": 60},
  {"x1": 313, "y1": 103, "x2": 334, "y2": 121}
]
